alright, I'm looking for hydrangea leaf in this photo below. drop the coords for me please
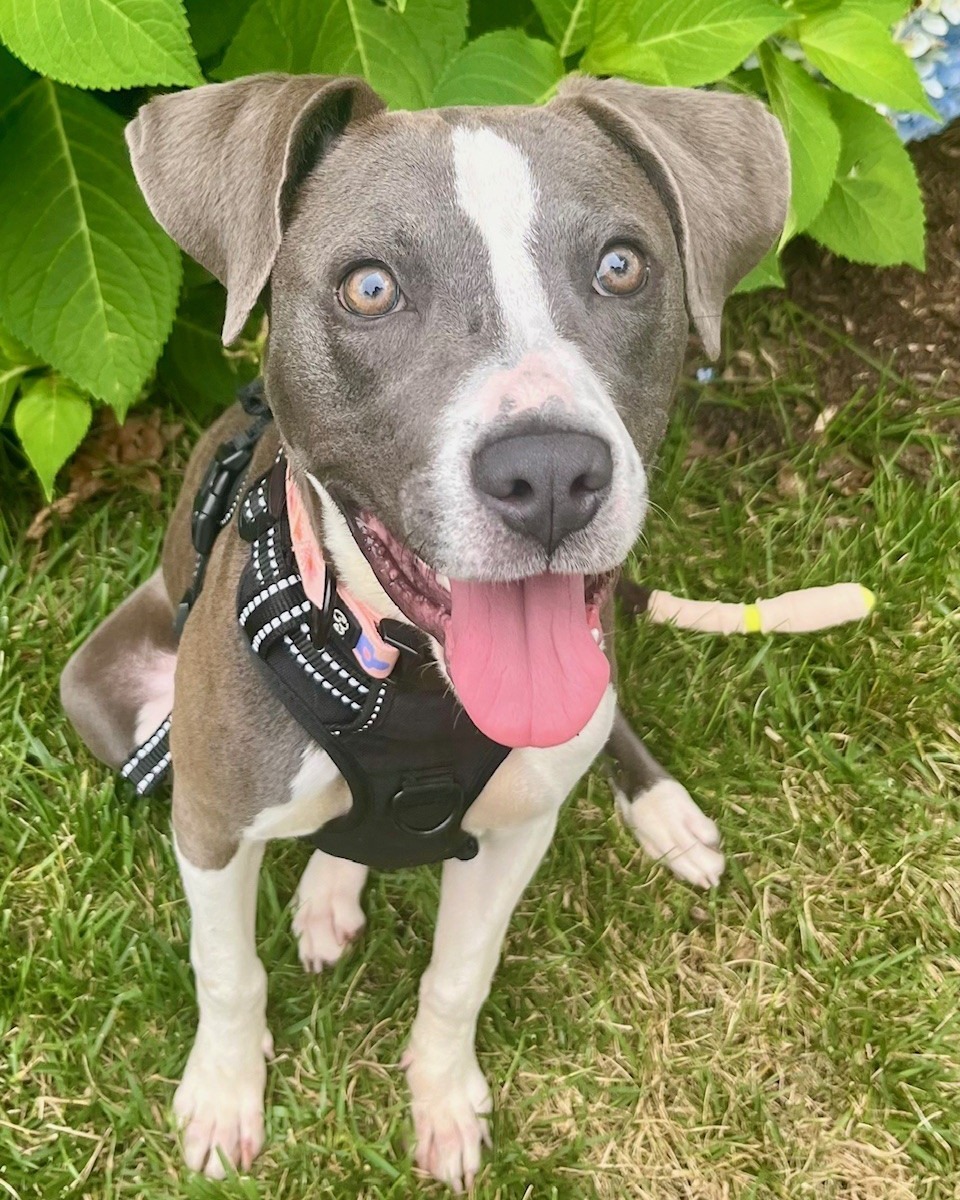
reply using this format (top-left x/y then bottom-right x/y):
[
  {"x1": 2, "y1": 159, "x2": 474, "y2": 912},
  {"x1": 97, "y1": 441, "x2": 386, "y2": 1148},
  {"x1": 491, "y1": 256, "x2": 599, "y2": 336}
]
[
  {"x1": 760, "y1": 46, "x2": 841, "y2": 239},
  {"x1": 158, "y1": 280, "x2": 259, "y2": 419},
  {"x1": 733, "y1": 247, "x2": 784, "y2": 293},
  {"x1": 0, "y1": 81, "x2": 182, "y2": 416},
  {"x1": 586, "y1": 0, "x2": 786, "y2": 88},
  {"x1": 532, "y1": 0, "x2": 596, "y2": 56},
  {"x1": 799, "y1": 12, "x2": 938, "y2": 117},
  {"x1": 0, "y1": 361, "x2": 29, "y2": 425},
  {"x1": 13, "y1": 376, "x2": 92, "y2": 499},
  {"x1": 218, "y1": 0, "x2": 468, "y2": 111},
  {"x1": 433, "y1": 31, "x2": 563, "y2": 106},
  {"x1": 580, "y1": 41, "x2": 668, "y2": 85},
  {"x1": 184, "y1": 0, "x2": 253, "y2": 62},
  {"x1": 791, "y1": 0, "x2": 913, "y2": 21},
  {"x1": 808, "y1": 90, "x2": 925, "y2": 269},
  {"x1": 0, "y1": 0, "x2": 202, "y2": 90}
]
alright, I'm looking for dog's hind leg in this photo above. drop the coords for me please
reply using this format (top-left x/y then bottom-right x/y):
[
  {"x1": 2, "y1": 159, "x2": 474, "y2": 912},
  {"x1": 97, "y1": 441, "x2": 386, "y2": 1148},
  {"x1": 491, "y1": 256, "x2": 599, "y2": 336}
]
[
  {"x1": 293, "y1": 849, "x2": 368, "y2": 973},
  {"x1": 604, "y1": 705, "x2": 724, "y2": 888},
  {"x1": 60, "y1": 570, "x2": 178, "y2": 768}
]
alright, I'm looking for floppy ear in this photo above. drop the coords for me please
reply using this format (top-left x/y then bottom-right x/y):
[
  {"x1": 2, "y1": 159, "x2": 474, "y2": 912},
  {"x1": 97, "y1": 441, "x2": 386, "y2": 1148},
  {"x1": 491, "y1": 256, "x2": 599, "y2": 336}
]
[
  {"x1": 125, "y1": 74, "x2": 385, "y2": 344},
  {"x1": 554, "y1": 76, "x2": 789, "y2": 358}
]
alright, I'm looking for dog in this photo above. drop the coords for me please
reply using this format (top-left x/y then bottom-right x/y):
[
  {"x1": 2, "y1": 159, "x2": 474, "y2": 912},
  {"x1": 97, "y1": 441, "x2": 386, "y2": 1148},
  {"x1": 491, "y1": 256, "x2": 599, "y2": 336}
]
[{"x1": 60, "y1": 71, "x2": 788, "y2": 1188}]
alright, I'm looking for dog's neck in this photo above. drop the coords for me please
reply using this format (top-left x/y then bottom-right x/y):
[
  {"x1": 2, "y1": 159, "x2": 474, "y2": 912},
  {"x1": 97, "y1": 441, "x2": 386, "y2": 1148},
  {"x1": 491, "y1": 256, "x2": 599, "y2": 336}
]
[{"x1": 286, "y1": 468, "x2": 412, "y2": 679}]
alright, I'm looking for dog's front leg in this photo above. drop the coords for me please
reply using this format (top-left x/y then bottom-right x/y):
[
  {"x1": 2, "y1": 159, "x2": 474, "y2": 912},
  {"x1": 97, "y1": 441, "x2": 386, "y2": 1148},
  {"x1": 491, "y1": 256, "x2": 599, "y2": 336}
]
[
  {"x1": 173, "y1": 835, "x2": 270, "y2": 1178},
  {"x1": 405, "y1": 813, "x2": 558, "y2": 1191},
  {"x1": 605, "y1": 706, "x2": 724, "y2": 888}
]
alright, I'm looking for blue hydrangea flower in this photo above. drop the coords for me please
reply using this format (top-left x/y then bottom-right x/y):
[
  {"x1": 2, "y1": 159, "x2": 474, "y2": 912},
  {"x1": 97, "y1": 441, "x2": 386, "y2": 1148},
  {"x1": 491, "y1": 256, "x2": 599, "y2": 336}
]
[{"x1": 893, "y1": 0, "x2": 960, "y2": 141}]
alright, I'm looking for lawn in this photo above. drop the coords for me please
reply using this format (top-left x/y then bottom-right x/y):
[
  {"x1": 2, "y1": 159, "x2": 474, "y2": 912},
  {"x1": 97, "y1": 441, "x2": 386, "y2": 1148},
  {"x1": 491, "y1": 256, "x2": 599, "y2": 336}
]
[{"x1": 1, "y1": 294, "x2": 958, "y2": 1199}]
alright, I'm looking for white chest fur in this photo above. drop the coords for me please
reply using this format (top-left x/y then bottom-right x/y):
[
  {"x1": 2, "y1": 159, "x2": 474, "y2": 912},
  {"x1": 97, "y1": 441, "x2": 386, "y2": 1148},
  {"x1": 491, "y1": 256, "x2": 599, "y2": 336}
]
[
  {"x1": 462, "y1": 684, "x2": 616, "y2": 834},
  {"x1": 244, "y1": 747, "x2": 350, "y2": 841}
]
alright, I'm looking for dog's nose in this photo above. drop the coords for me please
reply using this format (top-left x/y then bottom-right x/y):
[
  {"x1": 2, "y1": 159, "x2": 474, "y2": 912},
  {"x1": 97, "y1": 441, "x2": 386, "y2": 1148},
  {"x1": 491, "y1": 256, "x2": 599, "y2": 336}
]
[{"x1": 472, "y1": 431, "x2": 613, "y2": 554}]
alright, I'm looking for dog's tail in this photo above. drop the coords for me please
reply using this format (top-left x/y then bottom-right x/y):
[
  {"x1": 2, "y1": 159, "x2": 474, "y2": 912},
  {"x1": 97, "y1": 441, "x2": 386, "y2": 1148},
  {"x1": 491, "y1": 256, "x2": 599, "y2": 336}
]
[{"x1": 618, "y1": 578, "x2": 875, "y2": 635}]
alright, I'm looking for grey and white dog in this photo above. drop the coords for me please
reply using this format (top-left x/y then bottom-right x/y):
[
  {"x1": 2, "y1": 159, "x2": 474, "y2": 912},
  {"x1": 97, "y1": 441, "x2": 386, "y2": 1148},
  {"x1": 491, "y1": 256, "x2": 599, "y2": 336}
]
[{"x1": 61, "y1": 73, "x2": 788, "y2": 1188}]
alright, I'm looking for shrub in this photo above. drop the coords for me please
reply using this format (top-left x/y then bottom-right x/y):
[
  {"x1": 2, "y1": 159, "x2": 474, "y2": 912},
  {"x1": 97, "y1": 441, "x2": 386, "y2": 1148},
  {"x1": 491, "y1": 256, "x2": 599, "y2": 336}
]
[{"x1": 0, "y1": 0, "x2": 938, "y2": 498}]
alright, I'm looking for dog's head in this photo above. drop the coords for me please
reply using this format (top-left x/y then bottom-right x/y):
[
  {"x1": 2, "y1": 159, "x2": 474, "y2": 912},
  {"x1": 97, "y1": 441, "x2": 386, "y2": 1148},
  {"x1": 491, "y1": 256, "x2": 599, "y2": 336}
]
[{"x1": 127, "y1": 74, "x2": 788, "y2": 748}]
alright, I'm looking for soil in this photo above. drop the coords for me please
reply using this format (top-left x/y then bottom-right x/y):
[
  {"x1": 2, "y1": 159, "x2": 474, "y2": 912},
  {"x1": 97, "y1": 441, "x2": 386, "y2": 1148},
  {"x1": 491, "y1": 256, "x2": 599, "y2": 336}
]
[{"x1": 786, "y1": 120, "x2": 960, "y2": 402}]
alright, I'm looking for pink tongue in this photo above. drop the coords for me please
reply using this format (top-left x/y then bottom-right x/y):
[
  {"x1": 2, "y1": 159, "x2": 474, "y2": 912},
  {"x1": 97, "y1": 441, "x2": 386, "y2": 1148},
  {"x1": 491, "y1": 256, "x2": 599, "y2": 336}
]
[{"x1": 446, "y1": 574, "x2": 609, "y2": 749}]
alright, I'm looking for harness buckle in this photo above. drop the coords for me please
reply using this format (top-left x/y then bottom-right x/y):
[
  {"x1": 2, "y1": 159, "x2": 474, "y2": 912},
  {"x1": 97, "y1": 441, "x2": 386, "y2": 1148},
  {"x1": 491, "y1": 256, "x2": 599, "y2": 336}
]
[{"x1": 191, "y1": 437, "x2": 255, "y2": 555}]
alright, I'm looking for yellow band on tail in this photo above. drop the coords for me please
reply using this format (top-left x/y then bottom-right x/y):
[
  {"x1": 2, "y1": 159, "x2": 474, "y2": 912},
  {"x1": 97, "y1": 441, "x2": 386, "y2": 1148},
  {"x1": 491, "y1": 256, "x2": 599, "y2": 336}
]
[{"x1": 743, "y1": 604, "x2": 762, "y2": 633}]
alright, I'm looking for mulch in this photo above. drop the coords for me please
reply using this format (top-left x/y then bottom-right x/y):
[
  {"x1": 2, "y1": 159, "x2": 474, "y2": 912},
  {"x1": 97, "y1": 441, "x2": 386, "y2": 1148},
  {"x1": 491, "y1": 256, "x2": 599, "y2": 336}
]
[{"x1": 786, "y1": 119, "x2": 960, "y2": 402}]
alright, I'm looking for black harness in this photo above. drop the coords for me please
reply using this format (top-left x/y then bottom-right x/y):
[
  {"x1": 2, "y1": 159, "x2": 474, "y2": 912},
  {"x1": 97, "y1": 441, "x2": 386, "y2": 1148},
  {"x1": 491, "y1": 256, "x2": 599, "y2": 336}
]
[{"x1": 121, "y1": 383, "x2": 510, "y2": 870}]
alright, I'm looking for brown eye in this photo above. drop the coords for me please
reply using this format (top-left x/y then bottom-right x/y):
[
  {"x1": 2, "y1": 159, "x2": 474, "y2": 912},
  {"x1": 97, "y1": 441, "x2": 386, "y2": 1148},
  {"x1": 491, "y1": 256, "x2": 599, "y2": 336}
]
[
  {"x1": 338, "y1": 263, "x2": 400, "y2": 317},
  {"x1": 593, "y1": 244, "x2": 648, "y2": 296}
]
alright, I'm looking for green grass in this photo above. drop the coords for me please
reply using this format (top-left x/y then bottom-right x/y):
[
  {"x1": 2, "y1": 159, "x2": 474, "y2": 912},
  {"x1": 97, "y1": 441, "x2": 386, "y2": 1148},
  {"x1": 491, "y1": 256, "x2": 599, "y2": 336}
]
[{"x1": 2, "y1": 302, "x2": 959, "y2": 1199}]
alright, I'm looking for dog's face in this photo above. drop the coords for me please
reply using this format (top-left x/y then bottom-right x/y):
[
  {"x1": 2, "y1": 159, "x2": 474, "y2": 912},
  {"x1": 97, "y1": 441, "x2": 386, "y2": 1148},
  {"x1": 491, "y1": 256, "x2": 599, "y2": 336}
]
[
  {"x1": 268, "y1": 105, "x2": 686, "y2": 585},
  {"x1": 127, "y1": 74, "x2": 788, "y2": 747}
]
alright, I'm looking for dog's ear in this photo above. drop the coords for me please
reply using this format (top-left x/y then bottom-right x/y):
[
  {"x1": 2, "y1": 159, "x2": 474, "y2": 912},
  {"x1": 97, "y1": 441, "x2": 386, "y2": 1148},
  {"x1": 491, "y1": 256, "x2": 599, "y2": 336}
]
[
  {"x1": 126, "y1": 74, "x2": 385, "y2": 344},
  {"x1": 554, "y1": 76, "x2": 789, "y2": 358}
]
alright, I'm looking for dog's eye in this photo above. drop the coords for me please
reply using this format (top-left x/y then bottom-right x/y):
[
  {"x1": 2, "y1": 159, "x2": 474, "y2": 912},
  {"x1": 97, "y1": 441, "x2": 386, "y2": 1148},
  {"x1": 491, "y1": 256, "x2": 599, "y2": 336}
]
[
  {"x1": 338, "y1": 263, "x2": 401, "y2": 317},
  {"x1": 593, "y1": 244, "x2": 648, "y2": 297}
]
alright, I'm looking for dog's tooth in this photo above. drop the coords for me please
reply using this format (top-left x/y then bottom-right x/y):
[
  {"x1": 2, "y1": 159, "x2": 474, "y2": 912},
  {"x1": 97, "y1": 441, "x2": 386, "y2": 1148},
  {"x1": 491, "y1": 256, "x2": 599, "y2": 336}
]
[
  {"x1": 436, "y1": 572, "x2": 450, "y2": 590},
  {"x1": 591, "y1": 627, "x2": 601, "y2": 644}
]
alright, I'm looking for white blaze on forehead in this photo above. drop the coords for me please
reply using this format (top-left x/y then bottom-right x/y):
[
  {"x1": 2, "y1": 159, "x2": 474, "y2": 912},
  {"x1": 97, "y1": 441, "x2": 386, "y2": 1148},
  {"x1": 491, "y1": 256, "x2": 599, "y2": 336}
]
[{"x1": 451, "y1": 125, "x2": 556, "y2": 353}]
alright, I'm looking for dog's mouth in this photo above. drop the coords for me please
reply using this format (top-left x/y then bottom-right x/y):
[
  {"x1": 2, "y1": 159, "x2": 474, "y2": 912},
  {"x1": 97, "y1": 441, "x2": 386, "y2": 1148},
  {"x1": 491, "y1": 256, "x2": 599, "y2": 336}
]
[{"x1": 345, "y1": 507, "x2": 615, "y2": 749}]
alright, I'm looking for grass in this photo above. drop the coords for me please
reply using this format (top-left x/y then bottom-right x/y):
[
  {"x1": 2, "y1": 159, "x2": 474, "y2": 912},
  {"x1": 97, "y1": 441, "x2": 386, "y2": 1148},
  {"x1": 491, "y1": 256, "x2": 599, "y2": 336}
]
[{"x1": 2, "y1": 298, "x2": 959, "y2": 1199}]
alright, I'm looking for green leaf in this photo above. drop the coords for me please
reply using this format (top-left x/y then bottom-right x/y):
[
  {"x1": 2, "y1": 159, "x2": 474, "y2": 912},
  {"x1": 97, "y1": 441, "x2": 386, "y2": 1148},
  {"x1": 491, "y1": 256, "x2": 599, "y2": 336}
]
[
  {"x1": 807, "y1": 90, "x2": 924, "y2": 269},
  {"x1": 0, "y1": 362, "x2": 28, "y2": 425},
  {"x1": 185, "y1": 0, "x2": 253, "y2": 61},
  {"x1": 798, "y1": 12, "x2": 937, "y2": 117},
  {"x1": 469, "y1": 0, "x2": 537, "y2": 39},
  {"x1": 13, "y1": 376, "x2": 92, "y2": 499},
  {"x1": 837, "y1": 0, "x2": 912, "y2": 21},
  {"x1": 586, "y1": 0, "x2": 786, "y2": 88},
  {"x1": 158, "y1": 282, "x2": 258, "y2": 419},
  {"x1": 0, "y1": 43, "x2": 33, "y2": 117},
  {"x1": 733, "y1": 247, "x2": 784, "y2": 292},
  {"x1": 0, "y1": 316, "x2": 39, "y2": 423},
  {"x1": 581, "y1": 42, "x2": 669, "y2": 85},
  {"x1": 218, "y1": 0, "x2": 468, "y2": 111},
  {"x1": 0, "y1": 82, "x2": 182, "y2": 417},
  {"x1": 760, "y1": 47, "x2": 841, "y2": 239},
  {"x1": 432, "y1": 31, "x2": 563, "y2": 106},
  {"x1": 0, "y1": 320, "x2": 43, "y2": 368},
  {"x1": 786, "y1": 0, "x2": 911, "y2": 18},
  {"x1": 533, "y1": 0, "x2": 596, "y2": 56},
  {"x1": 0, "y1": 0, "x2": 202, "y2": 90}
]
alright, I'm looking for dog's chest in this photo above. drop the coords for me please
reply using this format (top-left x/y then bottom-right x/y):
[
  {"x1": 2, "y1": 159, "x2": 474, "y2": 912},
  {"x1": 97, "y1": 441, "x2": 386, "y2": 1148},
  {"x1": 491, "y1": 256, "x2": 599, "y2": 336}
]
[{"x1": 246, "y1": 684, "x2": 615, "y2": 847}]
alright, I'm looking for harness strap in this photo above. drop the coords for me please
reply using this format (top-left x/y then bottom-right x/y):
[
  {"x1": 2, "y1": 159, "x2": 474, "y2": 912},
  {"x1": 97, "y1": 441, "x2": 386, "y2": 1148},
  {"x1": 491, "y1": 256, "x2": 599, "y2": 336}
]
[
  {"x1": 120, "y1": 382, "x2": 512, "y2": 870},
  {"x1": 174, "y1": 380, "x2": 272, "y2": 635},
  {"x1": 234, "y1": 482, "x2": 510, "y2": 870},
  {"x1": 120, "y1": 381, "x2": 272, "y2": 796},
  {"x1": 120, "y1": 715, "x2": 172, "y2": 797}
]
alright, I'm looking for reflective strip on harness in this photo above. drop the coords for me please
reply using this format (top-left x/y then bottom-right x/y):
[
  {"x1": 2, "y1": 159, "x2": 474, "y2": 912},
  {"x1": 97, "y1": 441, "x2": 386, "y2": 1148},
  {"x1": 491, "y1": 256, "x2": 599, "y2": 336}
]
[{"x1": 120, "y1": 715, "x2": 172, "y2": 796}]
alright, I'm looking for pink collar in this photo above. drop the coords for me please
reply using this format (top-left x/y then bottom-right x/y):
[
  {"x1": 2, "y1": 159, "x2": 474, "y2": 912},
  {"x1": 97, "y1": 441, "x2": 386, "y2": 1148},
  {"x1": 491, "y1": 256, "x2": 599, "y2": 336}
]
[{"x1": 285, "y1": 468, "x2": 400, "y2": 679}]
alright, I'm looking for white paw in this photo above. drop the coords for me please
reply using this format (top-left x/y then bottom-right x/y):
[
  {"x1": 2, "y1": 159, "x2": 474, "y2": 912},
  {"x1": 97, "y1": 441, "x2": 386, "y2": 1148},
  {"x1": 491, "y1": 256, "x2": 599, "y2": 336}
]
[
  {"x1": 617, "y1": 778, "x2": 725, "y2": 889},
  {"x1": 404, "y1": 1049, "x2": 492, "y2": 1192},
  {"x1": 174, "y1": 1034, "x2": 269, "y2": 1179},
  {"x1": 293, "y1": 850, "x2": 367, "y2": 973}
]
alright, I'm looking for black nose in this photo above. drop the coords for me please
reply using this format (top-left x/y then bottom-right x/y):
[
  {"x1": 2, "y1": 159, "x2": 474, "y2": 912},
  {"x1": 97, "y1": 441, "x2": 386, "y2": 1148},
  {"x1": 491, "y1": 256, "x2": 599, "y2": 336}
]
[{"x1": 472, "y1": 431, "x2": 613, "y2": 554}]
